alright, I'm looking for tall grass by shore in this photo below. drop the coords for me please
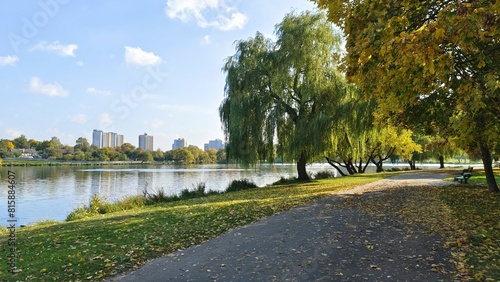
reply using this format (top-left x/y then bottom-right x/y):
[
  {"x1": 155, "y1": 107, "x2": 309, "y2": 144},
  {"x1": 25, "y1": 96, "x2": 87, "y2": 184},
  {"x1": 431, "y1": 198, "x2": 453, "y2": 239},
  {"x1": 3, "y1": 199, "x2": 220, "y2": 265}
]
[{"x1": 66, "y1": 179, "x2": 261, "y2": 221}]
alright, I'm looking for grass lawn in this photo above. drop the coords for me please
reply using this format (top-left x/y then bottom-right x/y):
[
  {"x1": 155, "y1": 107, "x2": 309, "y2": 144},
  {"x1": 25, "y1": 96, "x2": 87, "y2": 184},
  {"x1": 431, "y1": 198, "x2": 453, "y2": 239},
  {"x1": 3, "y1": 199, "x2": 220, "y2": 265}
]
[
  {"x1": 1, "y1": 168, "x2": 499, "y2": 281},
  {"x1": 0, "y1": 173, "x2": 387, "y2": 281},
  {"x1": 440, "y1": 169, "x2": 500, "y2": 281}
]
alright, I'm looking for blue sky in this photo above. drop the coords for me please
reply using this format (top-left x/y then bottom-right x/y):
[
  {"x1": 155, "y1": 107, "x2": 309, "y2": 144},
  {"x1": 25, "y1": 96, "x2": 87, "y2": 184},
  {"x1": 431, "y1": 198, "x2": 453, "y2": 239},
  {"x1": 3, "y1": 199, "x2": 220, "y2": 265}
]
[{"x1": 0, "y1": 0, "x2": 318, "y2": 150}]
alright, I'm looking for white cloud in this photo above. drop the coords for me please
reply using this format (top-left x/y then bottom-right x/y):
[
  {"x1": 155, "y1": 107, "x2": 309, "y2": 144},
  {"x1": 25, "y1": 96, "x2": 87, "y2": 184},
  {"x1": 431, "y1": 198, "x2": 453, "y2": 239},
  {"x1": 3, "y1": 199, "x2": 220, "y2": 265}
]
[
  {"x1": 71, "y1": 114, "x2": 88, "y2": 124},
  {"x1": 202, "y1": 11, "x2": 247, "y2": 31},
  {"x1": 32, "y1": 41, "x2": 78, "y2": 57},
  {"x1": 76, "y1": 61, "x2": 84, "y2": 67},
  {"x1": 0, "y1": 55, "x2": 19, "y2": 66},
  {"x1": 124, "y1": 46, "x2": 162, "y2": 67},
  {"x1": 87, "y1": 87, "x2": 112, "y2": 96},
  {"x1": 166, "y1": 0, "x2": 248, "y2": 31},
  {"x1": 29, "y1": 77, "x2": 68, "y2": 97},
  {"x1": 203, "y1": 35, "x2": 212, "y2": 44},
  {"x1": 6, "y1": 128, "x2": 23, "y2": 138}
]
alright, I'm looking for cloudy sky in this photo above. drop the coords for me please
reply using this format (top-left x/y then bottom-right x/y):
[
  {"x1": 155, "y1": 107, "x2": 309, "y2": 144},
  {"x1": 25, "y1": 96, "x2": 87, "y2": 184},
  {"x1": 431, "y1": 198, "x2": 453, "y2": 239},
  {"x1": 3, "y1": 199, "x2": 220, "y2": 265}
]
[{"x1": 0, "y1": 0, "x2": 318, "y2": 150}]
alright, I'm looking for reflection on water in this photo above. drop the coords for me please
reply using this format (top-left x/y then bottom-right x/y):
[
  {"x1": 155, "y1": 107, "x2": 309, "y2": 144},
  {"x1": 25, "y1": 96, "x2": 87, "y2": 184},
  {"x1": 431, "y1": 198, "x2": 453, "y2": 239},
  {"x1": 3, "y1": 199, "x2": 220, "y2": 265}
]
[{"x1": 0, "y1": 163, "x2": 331, "y2": 226}]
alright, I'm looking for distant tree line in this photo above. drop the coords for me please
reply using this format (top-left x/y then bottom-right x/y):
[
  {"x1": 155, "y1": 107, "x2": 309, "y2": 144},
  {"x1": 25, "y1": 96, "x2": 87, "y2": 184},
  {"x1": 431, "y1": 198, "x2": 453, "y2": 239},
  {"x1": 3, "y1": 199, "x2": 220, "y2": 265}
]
[{"x1": 0, "y1": 135, "x2": 227, "y2": 164}]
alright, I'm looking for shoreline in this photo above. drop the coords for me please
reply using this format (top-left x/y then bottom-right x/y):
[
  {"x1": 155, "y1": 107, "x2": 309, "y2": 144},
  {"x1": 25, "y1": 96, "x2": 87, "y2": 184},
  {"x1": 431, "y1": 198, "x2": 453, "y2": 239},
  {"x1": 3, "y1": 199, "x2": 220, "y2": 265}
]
[{"x1": 0, "y1": 159, "x2": 156, "y2": 167}]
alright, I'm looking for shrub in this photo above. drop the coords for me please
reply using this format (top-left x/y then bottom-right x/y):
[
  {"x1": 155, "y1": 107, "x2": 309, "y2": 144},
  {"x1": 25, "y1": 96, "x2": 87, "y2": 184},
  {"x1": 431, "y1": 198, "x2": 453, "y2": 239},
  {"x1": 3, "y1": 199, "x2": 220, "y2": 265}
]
[
  {"x1": 314, "y1": 170, "x2": 335, "y2": 179},
  {"x1": 272, "y1": 176, "x2": 298, "y2": 185},
  {"x1": 67, "y1": 194, "x2": 146, "y2": 221},
  {"x1": 195, "y1": 181, "x2": 206, "y2": 195},
  {"x1": 118, "y1": 195, "x2": 145, "y2": 209},
  {"x1": 225, "y1": 179, "x2": 258, "y2": 192},
  {"x1": 145, "y1": 188, "x2": 178, "y2": 204},
  {"x1": 66, "y1": 206, "x2": 92, "y2": 222}
]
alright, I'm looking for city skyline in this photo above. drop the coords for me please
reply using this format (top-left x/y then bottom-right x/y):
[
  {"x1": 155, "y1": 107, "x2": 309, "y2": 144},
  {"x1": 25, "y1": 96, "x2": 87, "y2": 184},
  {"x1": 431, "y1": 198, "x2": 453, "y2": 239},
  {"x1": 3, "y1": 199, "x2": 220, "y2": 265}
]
[
  {"x1": 138, "y1": 133, "x2": 154, "y2": 151},
  {"x1": 0, "y1": 1, "x2": 317, "y2": 151}
]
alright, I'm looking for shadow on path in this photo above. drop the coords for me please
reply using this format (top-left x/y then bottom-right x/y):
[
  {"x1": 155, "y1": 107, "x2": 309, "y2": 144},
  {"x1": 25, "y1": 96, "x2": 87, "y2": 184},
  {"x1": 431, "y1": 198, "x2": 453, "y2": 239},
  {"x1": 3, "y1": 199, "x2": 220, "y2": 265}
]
[{"x1": 107, "y1": 173, "x2": 456, "y2": 281}]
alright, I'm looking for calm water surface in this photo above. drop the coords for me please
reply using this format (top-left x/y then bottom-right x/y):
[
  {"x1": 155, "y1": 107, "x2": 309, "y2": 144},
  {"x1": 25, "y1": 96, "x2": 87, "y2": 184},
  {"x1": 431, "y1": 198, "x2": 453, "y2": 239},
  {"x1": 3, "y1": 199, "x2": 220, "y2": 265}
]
[{"x1": 0, "y1": 163, "x2": 332, "y2": 226}]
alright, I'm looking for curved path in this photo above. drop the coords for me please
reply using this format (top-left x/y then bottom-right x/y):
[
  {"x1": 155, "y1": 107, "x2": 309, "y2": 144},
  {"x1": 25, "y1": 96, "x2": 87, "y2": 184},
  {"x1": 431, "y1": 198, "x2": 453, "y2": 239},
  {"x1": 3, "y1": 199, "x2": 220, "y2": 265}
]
[{"x1": 107, "y1": 172, "x2": 457, "y2": 281}]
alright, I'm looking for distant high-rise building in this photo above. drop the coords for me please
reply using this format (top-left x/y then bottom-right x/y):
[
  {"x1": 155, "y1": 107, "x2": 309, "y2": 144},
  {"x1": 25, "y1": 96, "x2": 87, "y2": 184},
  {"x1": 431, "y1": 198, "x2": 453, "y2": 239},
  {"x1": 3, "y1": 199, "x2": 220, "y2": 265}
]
[
  {"x1": 204, "y1": 139, "x2": 225, "y2": 151},
  {"x1": 172, "y1": 138, "x2": 188, "y2": 149},
  {"x1": 92, "y1": 129, "x2": 103, "y2": 148},
  {"x1": 103, "y1": 132, "x2": 114, "y2": 148},
  {"x1": 139, "y1": 133, "x2": 154, "y2": 151},
  {"x1": 92, "y1": 130, "x2": 124, "y2": 149},
  {"x1": 116, "y1": 134, "x2": 124, "y2": 147}
]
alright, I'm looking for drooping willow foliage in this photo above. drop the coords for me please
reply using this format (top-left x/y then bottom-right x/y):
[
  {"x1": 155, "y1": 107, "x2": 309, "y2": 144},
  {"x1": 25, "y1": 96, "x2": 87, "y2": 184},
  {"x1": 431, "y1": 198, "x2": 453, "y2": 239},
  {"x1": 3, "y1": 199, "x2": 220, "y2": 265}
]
[{"x1": 219, "y1": 11, "x2": 355, "y2": 180}]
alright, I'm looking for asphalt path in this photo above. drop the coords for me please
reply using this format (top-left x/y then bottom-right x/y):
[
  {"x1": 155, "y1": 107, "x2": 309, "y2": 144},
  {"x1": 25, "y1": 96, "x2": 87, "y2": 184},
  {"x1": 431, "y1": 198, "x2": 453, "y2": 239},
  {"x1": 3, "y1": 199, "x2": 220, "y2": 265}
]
[{"x1": 107, "y1": 172, "x2": 457, "y2": 282}]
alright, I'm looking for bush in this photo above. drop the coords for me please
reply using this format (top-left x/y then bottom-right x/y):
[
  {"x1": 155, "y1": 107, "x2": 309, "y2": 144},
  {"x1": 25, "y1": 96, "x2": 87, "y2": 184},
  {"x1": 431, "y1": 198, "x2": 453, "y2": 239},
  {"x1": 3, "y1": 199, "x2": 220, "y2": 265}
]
[
  {"x1": 225, "y1": 179, "x2": 258, "y2": 192},
  {"x1": 272, "y1": 176, "x2": 298, "y2": 185},
  {"x1": 145, "y1": 188, "x2": 177, "y2": 204},
  {"x1": 118, "y1": 195, "x2": 145, "y2": 209},
  {"x1": 314, "y1": 170, "x2": 335, "y2": 179},
  {"x1": 90, "y1": 194, "x2": 106, "y2": 214},
  {"x1": 66, "y1": 206, "x2": 92, "y2": 221},
  {"x1": 67, "y1": 194, "x2": 146, "y2": 221}
]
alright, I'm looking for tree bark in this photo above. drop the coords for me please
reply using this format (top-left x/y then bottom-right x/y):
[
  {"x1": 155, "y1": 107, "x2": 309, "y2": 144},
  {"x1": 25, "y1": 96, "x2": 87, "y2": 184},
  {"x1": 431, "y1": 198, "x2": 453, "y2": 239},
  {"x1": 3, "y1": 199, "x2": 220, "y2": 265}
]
[
  {"x1": 439, "y1": 155, "x2": 445, "y2": 168},
  {"x1": 408, "y1": 160, "x2": 416, "y2": 170},
  {"x1": 371, "y1": 156, "x2": 384, "y2": 172},
  {"x1": 297, "y1": 152, "x2": 310, "y2": 181},
  {"x1": 325, "y1": 157, "x2": 348, "y2": 176},
  {"x1": 480, "y1": 144, "x2": 499, "y2": 192},
  {"x1": 345, "y1": 159, "x2": 357, "y2": 175}
]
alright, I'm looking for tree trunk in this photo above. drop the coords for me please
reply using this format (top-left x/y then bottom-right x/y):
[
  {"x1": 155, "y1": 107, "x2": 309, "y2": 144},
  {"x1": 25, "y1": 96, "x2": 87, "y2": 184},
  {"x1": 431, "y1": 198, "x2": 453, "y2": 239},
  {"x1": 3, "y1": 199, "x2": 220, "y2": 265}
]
[
  {"x1": 325, "y1": 157, "x2": 347, "y2": 176},
  {"x1": 361, "y1": 157, "x2": 371, "y2": 173},
  {"x1": 439, "y1": 155, "x2": 445, "y2": 169},
  {"x1": 345, "y1": 160, "x2": 357, "y2": 175},
  {"x1": 408, "y1": 160, "x2": 416, "y2": 170},
  {"x1": 371, "y1": 156, "x2": 384, "y2": 172},
  {"x1": 480, "y1": 144, "x2": 499, "y2": 192},
  {"x1": 297, "y1": 152, "x2": 310, "y2": 181}
]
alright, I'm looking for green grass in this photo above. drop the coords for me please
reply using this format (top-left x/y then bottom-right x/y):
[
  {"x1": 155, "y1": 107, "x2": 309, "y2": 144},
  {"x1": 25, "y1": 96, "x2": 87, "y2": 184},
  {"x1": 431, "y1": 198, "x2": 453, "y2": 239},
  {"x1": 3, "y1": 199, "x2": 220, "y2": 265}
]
[
  {"x1": 439, "y1": 169, "x2": 500, "y2": 281},
  {"x1": 0, "y1": 173, "x2": 387, "y2": 281}
]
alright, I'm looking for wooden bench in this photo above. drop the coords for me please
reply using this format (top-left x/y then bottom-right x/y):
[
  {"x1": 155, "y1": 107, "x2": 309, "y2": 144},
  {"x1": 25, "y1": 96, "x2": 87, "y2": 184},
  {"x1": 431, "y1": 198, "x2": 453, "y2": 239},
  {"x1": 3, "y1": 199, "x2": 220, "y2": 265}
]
[
  {"x1": 454, "y1": 167, "x2": 473, "y2": 184},
  {"x1": 454, "y1": 172, "x2": 472, "y2": 184}
]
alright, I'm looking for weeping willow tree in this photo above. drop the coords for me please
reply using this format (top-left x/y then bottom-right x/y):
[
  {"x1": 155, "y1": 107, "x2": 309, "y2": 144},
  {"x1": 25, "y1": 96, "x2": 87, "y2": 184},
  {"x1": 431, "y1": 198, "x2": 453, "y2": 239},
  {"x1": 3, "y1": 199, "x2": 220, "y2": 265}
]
[
  {"x1": 325, "y1": 89, "x2": 422, "y2": 175},
  {"x1": 219, "y1": 11, "x2": 347, "y2": 180},
  {"x1": 325, "y1": 86, "x2": 377, "y2": 175}
]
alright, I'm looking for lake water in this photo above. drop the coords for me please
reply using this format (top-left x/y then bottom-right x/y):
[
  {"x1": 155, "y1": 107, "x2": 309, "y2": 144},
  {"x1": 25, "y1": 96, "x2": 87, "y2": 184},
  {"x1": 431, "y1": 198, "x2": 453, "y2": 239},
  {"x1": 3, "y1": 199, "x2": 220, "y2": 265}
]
[{"x1": 0, "y1": 163, "x2": 333, "y2": 226}]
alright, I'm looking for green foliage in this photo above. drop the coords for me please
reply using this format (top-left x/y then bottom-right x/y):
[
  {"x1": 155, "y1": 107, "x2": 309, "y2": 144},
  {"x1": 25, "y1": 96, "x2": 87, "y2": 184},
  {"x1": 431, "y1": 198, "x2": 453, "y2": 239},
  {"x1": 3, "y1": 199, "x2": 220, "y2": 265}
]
[
  {"x1": 145, "y1": 188, "x2": 177, "y2": 204},
  {"x1": 12, "y1": 134, "x2": 29, "y2": 149},
  {"x1": 220, "y1": 11, "x2": 347, "y2": 180},
  {"x1": 0, "y1": 134, "x2": 226, "y2": 165},
  {"x1": 137, "y1": 150, "x2": 153, "y2": 162},
  {"x1": 66, "y1": 195, "x2": 145, "y2": 221},
  {"x1": 225, "y1": 179, "x2": 258, "y2": 192},
  {"x1": 314, "y1": 170, "x2": 335, "y2": 179},
  {"x1": 66, "y1": 206, "x2": 92, "y2": 221},
  {"x1": 311, "y1": 0, "x2": 500, "y2": 191},
  {"x1": 272, "y1": 176, "x2": 299, "y2": 186},
  {"x1": 74, "y1": 137, "x2": 90, "y2": 152}
]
